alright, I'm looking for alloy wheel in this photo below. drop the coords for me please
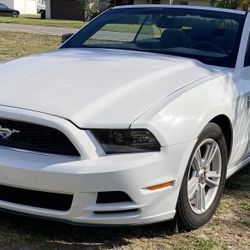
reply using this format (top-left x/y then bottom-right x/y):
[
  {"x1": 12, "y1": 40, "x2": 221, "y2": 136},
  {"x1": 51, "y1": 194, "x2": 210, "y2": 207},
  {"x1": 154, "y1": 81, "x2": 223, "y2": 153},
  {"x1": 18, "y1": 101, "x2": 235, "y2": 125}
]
[{"x1": 187, "y1": 138, "x2": 222, "y2": 214}]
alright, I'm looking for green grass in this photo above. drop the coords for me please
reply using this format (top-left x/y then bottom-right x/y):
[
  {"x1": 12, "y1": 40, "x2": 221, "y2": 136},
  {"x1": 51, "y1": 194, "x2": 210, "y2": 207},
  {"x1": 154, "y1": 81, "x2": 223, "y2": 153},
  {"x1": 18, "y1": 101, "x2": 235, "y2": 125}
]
[
  {"x1": 0, "y1": 31, "x2": 60, "y2": 60},
  {"x1": 0, "y1": 31, "x2": 249, "y2": 250},
  {"x1": 240, "y1": 219, "x2": 250, "y2": 228},
  {"x1": 0, "y1": 15, "x2": 157, "y2": 33},
  {"x1": 240, "y1": 201, "x2": 250, "y2": 212},
  {"x1": 0, "y1": 15, "x2": 85, "y2": 28},
  {"x1": 172, "y1": 237, "x2": 228, "y2": 250}
]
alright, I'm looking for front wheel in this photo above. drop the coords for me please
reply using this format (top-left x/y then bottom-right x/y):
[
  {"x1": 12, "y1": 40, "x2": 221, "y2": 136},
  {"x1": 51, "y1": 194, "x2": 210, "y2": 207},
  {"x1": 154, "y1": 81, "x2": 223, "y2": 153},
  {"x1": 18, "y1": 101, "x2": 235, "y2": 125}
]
[
  {"x1": 12, "y1": 12, "x2": 19, "y2": 18},
  {"x1": 176, "y1": 123, "x2": 228, "y2": 231}
]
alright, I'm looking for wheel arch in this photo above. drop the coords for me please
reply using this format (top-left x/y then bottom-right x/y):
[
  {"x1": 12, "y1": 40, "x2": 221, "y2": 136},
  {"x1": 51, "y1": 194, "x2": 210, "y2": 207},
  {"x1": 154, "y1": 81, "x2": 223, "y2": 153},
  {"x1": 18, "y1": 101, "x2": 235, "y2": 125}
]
[{"x1": 209, "y1": 115, "x2": 233, "y2": 161}]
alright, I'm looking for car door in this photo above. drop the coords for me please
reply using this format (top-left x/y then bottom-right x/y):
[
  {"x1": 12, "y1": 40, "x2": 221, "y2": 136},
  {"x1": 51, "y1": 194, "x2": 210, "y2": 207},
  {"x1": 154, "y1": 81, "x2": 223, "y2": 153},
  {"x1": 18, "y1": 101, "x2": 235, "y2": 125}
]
[
  {"x1": 229, "y1": 14, "x2": 250, "y2": 166},
  {"x1": 0, "y1": 4, "x2": 5, "y2": 16},
  {"x1": 0, "y1": 4, "x2": 9, "y2": 17},
  {"x1": 242, "y1": 30, "x2": 250, "y2": 155}
]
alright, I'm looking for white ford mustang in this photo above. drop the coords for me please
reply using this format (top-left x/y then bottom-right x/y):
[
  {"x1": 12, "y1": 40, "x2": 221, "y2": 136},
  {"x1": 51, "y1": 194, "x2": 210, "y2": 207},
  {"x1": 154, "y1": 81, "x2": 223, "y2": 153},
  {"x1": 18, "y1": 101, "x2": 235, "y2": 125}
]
[{"x1": 0, "y1": 4, "x2": 249, "y2": 230}]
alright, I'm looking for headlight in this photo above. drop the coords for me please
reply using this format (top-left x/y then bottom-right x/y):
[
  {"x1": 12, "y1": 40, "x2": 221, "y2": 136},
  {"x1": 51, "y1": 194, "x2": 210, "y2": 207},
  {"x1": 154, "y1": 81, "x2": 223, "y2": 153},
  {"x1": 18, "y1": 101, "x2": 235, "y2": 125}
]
[{"x1": 91, "y1": 129, "x2": 161, "y2": 154}]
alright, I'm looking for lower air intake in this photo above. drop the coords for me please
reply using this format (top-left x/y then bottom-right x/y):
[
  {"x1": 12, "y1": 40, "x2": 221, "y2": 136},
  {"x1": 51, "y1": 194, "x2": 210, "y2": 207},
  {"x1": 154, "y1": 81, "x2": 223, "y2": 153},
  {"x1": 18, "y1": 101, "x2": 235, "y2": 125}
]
[
  {"x1": 0, "y1": 184, "x2": 73, "y2": 211},
  {"x1": 96, "y1": 191, "x2": 133, "y2": 204}
]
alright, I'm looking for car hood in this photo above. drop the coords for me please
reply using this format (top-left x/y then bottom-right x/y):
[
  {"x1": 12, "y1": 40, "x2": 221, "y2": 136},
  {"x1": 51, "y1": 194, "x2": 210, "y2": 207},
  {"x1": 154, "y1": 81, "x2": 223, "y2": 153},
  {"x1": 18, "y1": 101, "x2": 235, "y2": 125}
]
[{"x1": 0, "y1": 48, "x2": 217, "y2": 128}]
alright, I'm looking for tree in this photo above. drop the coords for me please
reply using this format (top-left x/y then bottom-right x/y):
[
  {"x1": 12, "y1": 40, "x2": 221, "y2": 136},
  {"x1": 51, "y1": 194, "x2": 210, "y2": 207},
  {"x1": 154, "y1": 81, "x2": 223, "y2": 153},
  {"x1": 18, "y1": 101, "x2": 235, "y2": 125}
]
[
  {"x1": 238, "y1": 0, "x2": 250, "y2": 10},
  {"x1": 210, "y1": 0, "x2": 250, "y2": 10},
  {"x1": 80, "y1": 0, "x2": 110, "y2": 21},
  {"x1": 211, "y1": 0, "x2": 238, "y2": 9}
]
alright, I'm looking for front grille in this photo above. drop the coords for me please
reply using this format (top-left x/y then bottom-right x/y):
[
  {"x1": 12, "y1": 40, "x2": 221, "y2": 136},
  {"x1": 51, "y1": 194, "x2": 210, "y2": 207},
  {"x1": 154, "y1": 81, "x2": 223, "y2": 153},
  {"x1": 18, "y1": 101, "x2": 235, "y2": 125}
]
[
  {"x1": 0, "y1": 118, "x2": 80, "y2": 157},
  {"x1": 0, "y1": 184, "x2": 73, "y2": 211}
]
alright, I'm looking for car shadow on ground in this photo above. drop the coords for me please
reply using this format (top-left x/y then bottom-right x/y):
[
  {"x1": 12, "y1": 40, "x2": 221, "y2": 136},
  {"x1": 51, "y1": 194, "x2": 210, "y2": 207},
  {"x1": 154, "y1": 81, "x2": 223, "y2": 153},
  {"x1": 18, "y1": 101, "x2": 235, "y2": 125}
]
[
  {"x1": 0, "y1": 211, "x2": 178, "y2": 249},
  {"x1": 0, "y1": 167, "x2": 249, "y2": 249}
]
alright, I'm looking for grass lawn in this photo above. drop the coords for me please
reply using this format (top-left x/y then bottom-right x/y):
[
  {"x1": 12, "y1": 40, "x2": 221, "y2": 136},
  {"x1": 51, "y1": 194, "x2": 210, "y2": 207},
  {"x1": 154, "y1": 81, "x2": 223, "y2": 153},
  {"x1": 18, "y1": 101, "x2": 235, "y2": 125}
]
[
  {"x1": 0, "y1": 31, "x2": 60, "y2": 60},
  {"x1": 0, "y1": 31, "x2": 249, "y2": 250},
  {"x1": 0, "y1": 15, "x2": 150, "y2": 33},
  {"x1": 0, "y1": 15, "x2": 85, "y2": 28}
]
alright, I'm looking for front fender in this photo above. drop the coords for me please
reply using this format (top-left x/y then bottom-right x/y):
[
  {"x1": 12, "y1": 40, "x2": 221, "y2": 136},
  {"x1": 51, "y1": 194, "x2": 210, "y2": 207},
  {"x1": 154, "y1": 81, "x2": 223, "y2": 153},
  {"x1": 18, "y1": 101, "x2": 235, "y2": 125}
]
[{"x1": 131, "y1": 75, "x2": 233, "y2": 146}]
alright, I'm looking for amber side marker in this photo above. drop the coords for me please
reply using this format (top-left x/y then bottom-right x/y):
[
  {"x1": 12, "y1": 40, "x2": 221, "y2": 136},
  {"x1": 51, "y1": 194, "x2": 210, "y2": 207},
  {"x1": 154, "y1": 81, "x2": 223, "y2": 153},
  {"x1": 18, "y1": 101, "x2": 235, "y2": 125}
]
[{"x1": 147, "y1": 181, "x2": 175, "y2": 190}]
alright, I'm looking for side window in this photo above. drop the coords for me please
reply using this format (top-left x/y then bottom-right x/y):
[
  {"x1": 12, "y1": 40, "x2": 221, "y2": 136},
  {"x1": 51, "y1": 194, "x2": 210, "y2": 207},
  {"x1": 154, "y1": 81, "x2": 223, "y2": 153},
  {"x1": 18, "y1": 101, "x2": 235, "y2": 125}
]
[
  {"x1": 244, "y1": 34, "x2": 250, "y2": 67},
  {"x1": 0, "y1": 4, "x2": 7, "y2": 9}
]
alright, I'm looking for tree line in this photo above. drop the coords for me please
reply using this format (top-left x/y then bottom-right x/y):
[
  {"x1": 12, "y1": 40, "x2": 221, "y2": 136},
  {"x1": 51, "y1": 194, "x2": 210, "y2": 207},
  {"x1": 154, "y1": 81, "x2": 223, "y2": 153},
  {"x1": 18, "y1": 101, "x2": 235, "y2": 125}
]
[
  {"x1": 210, "y1": 0, "x2": 250, "y2": 10},
  {"x1": 80, "y1": 0, "x2": 250, "y2": 21}
]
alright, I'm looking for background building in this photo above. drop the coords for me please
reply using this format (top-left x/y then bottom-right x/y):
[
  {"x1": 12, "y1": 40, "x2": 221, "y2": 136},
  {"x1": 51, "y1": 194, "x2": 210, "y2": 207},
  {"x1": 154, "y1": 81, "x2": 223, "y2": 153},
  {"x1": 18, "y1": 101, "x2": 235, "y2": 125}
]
[
  {"x1": 45, "y1": 0, "x2": 83, "y2": 20},
  {"x1": 45, "y1": 0, "x2": 211, "y2": 20},
  {"x1": 1, "y1": 0, "x2": 39, "y2": 14}
]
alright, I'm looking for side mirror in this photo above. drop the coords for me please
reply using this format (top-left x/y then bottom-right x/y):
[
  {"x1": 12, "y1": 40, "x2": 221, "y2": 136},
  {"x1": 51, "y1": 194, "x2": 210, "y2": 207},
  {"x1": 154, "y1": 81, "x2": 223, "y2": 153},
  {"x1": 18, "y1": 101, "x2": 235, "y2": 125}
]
[{"x1": 62, "y1": 33, "x2": 74, "y2": 43}]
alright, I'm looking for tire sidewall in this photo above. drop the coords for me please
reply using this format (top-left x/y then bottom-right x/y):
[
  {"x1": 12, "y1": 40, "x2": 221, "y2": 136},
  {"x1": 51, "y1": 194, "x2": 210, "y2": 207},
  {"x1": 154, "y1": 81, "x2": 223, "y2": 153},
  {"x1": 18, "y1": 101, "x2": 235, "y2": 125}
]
[{"x1": 177, "y1": 123, "x2": 228, "y2": 230}]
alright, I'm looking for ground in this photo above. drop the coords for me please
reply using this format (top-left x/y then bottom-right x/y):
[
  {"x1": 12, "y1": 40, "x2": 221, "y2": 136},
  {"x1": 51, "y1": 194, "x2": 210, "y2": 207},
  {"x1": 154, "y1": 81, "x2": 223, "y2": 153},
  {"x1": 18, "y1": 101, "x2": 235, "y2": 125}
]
[
  {"x1": 0, "y1": 15, "x2": 84, "y2": 29},
  {"x1": 0, "y1": 31, "x2": 60, "y2": 60},
  {"x1": 0, "y1": 31, "x2": 249, "y2": 250}
]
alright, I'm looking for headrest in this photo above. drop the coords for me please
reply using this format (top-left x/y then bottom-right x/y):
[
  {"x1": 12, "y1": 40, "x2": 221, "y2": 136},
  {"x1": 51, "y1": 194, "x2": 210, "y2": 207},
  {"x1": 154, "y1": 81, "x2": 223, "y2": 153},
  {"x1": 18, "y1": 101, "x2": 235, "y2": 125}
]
[{"x1": 156, "y1": 16, "x2": 183, "y2": 29}]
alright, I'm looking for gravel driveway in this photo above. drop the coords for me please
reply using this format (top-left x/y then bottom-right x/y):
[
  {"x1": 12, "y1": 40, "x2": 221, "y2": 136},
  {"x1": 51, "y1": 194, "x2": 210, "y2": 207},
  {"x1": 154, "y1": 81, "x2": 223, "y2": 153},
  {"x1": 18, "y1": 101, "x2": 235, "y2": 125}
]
[{"x1": 0, "y1": 23, "x2": 78, "y2": 36}]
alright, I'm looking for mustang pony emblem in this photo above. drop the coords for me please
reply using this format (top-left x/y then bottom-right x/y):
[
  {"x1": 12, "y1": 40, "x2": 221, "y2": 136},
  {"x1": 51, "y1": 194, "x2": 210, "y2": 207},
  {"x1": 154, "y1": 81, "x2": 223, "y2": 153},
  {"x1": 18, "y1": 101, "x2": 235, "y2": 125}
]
[{"x1": 0, "y1": 126, "x2": 20, "y2": 140}]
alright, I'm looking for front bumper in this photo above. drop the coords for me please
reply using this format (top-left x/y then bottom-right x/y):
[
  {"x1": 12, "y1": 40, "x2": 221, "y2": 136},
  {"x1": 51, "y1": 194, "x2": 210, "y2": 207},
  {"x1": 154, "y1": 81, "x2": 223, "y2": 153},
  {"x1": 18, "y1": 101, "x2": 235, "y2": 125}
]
[{"x1": 0, "y1": 106, "x2": 196, "y2": 225}]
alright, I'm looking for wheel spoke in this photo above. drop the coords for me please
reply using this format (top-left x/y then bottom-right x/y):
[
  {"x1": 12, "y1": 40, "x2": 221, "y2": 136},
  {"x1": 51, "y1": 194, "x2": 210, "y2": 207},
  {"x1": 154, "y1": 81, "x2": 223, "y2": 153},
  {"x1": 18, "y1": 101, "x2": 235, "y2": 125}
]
[
  {"x1": 195, "y1": 184, "x2": 206, "y2": 212},
  {"x1": 205, "y1": 178, "x2": 219, "y2": 188},
  {"x1": 206, "y1": 171, "x2": 220, "y2": 179},
  {"x1": 203, "y1": 142, "x2": 219, "y2": 166},
  {"x1": 188, "y1": 177, "x2": 199, "y2": 199},
  {"x1": 206, "y1": 171, "x2": 220, "y2": 188},
  {"x1": 192, "y1": 148, "x2": 202, "y2": 172}
]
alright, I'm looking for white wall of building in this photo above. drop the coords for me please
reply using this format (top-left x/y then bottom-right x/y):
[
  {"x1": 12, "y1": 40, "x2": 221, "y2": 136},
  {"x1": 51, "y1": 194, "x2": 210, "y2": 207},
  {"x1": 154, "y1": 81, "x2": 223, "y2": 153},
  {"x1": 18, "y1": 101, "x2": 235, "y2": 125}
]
[
  {"x1": 45, "y1": 0, "x2": 51, "y2": 18},
  {"x1": 1, "y1": 0, "x2": 38, "y2": 14},
  {"x1": 15, "y1": 0, "x2": 37, "y2": 14},
  {"x1": 1, "y1": 0, "x2": 14, "y2": 9}
]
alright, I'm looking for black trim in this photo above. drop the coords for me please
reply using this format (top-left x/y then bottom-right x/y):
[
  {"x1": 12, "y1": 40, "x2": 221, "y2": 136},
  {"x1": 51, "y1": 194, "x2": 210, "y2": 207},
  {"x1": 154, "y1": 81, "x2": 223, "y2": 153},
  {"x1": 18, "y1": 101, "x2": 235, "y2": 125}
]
[
  {"x1": 244, "y1": 33, "x2": 250, "y2": 67},
  {"x1": 97, "y1": 191, "x2": 133, "y2": 203},
  {"x1": 0, "y1": 118, "x2": 80, "y2": 157},
  {"x1": 0, "y1": 207, "x2": 171, "y2": 227},
  {"x1": 94, "y1": 209, "x2": 138, "y2": 214},
  {"x1": 0, "y1": 185, "x2": 73, "y2": 211}
]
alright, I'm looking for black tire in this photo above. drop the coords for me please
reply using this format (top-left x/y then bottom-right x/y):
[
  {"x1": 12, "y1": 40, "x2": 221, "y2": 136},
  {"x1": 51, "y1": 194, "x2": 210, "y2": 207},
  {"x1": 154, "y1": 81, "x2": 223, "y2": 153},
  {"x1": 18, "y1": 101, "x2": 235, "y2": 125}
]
[
  {"x1": 40, "y1": 10, "x2": 45, "y2": 19},
  {"x1": 176, "y1": 122, "x2": 228, "y2": 231},
  {"x1": 12, "y1": 12, "x2": 19, "y2": 18}
]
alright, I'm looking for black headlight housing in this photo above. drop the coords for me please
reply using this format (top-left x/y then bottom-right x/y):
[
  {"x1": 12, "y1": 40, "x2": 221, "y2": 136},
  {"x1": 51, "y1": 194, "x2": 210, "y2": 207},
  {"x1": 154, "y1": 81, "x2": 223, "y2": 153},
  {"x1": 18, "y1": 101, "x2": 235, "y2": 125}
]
[{"x1": 91, "y1": 129, "x2": 161, "y2": 154}]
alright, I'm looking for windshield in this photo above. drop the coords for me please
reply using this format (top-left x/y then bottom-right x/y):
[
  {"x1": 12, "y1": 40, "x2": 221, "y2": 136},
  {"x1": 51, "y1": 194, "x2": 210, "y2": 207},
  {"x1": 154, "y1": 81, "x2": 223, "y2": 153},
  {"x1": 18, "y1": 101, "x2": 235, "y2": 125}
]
[{"x1": 62, "y1": 7, "x2": 245, "y2": 68}]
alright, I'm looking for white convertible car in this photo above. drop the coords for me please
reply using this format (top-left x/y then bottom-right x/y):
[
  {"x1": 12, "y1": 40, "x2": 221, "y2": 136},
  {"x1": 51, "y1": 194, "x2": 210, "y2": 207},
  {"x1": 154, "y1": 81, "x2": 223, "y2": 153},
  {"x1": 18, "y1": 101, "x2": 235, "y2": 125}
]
[{"x1": 0, "y1": 5, "x2": 249, "y2": 230}]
